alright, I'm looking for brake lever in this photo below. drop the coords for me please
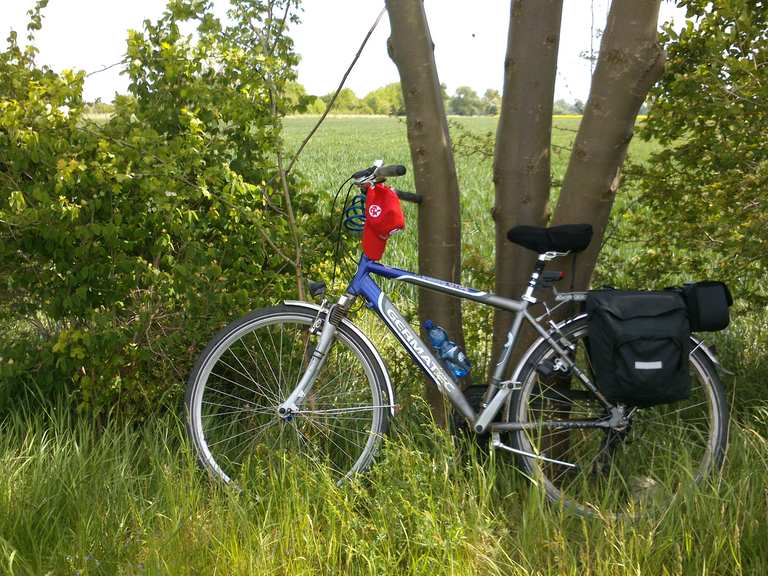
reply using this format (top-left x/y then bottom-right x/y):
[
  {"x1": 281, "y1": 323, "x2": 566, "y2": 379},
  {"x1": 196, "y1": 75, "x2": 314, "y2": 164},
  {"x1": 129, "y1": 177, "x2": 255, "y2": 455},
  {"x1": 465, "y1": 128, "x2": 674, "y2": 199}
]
[
  {"x1": 351, "y1": 159, "x2": 384, "y2": 181},
  {"x1": 351, "y1": 166, "x2": 375, "y2": 180}
]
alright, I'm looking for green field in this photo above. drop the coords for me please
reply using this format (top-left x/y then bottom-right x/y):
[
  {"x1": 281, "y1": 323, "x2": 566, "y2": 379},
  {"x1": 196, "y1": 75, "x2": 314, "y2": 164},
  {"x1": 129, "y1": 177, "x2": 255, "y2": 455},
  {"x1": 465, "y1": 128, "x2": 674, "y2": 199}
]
[
  {"x1": 283, "y1": 115, "x2": 581, "y2": 274},
  {"x1": 282, "y1": 115, "x2": 657, "y2": 287},
  {"x1": 1, "y1": 117, "x2": 766, "y2": 575}
]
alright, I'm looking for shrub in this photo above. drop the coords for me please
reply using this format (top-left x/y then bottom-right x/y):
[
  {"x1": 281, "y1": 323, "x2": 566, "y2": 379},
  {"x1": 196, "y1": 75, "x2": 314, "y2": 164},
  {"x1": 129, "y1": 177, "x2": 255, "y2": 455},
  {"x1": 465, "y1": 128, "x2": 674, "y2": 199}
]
[
  {"x1": 618, "y1": 0, "x2": 768, "y2": 304},
  {"x1": 0, "y1": 0, "x2": 326, "y2": 419}
]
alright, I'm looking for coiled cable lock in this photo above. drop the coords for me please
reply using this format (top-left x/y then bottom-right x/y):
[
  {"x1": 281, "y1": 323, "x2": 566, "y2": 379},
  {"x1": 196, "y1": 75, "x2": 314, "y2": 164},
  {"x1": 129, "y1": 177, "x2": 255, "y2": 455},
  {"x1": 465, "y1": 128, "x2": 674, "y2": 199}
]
[{"x1": 343, "y1": 193, "x2": 366, "y2": 232}]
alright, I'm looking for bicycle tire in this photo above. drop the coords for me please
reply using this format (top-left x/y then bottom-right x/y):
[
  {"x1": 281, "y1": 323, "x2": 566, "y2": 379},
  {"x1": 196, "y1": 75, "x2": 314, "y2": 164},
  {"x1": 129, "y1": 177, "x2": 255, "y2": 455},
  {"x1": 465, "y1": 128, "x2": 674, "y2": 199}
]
[
  {"x1": 186, "y1": 304, "x2": 391, "y2": 486},
  {"x1": 507, "y1": 317, "x2": 729, "y2": 517}
]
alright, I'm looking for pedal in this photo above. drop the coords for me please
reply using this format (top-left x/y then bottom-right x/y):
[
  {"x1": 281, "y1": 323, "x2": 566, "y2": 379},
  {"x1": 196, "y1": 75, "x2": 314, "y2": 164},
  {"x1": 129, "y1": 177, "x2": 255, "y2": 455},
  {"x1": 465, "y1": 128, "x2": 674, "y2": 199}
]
[{"x1": 491, "y1": 433, "x2": 577, "y2": 468}]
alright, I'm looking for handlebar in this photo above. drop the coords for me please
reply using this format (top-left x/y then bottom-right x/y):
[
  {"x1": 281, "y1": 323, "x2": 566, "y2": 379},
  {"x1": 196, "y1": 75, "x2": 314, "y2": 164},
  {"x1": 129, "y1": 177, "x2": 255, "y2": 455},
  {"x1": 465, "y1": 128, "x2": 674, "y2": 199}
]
[
  {"x1": 350, "y1": 162, "x2": 422, "y2": 203},
  {"x1": 376, "y1": 164, "x2": 406, "y2": 178},
  {"x1": 395, "y1": 189, "x2": 422, "y2": 204},
  {"x1": 351, "y1": 163, "x2": 406, "y2": 181},
  {"x1": 351, "y1": 166, "x2": 376, "y2": 179}
]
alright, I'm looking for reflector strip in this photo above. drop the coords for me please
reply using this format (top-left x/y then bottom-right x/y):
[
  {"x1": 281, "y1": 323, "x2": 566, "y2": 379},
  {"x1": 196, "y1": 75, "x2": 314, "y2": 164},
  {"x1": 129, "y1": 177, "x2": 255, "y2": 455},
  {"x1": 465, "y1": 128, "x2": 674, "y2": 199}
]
[{"x1": 635, "y1": 361, "x2": 663, "y2": 370}]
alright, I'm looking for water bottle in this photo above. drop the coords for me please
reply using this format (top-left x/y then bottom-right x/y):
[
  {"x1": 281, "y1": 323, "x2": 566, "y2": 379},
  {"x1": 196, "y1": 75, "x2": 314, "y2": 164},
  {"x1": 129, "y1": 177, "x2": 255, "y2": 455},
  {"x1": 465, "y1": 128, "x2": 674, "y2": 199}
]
[{"x1": 422, "y1": 320, "x2": 472, "y2": 378}]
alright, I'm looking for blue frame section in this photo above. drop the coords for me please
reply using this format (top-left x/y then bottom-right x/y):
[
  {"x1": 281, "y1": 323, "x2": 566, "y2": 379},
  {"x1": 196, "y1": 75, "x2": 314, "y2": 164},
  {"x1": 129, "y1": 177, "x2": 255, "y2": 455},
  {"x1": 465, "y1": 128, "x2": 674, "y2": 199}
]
[
  {"x1": 346, "y1": 255, "x2": 386, "y2": 309},
  {"x1": 347, "y1": 254, "x2": 487, "y2": 311}
]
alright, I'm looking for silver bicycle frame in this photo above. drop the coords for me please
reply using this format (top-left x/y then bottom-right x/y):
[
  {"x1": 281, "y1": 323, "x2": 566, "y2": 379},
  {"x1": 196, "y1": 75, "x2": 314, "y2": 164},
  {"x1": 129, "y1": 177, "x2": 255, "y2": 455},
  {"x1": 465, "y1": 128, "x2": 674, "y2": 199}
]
[
  {"x1": 280, "y1": 252, "x2": 612, "y2": 435},
  {"x1": 359, "y1": 252, "x2": 611, "y2": 434},
  {"x1": 378, "y1": 284, "x2": 610, "y2": 434}
]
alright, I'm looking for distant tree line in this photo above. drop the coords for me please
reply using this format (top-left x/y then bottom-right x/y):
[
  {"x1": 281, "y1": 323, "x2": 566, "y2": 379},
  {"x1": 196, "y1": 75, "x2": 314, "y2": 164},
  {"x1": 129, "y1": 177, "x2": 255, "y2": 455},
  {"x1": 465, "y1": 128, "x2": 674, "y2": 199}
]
[
  {"x1": 85, "y1": 83, "x2": 589, "y2": 117},
  {"x1": 286, "y1": 82, "x2": 586, "y2": 116}
]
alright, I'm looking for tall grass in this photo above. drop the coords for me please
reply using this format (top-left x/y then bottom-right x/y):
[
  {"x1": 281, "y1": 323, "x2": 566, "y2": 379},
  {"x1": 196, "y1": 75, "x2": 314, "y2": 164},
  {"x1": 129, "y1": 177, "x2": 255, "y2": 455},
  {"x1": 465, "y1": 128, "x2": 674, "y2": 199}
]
[{"x1": 1, "y1": 396, "x2": 766, "y2": 575}]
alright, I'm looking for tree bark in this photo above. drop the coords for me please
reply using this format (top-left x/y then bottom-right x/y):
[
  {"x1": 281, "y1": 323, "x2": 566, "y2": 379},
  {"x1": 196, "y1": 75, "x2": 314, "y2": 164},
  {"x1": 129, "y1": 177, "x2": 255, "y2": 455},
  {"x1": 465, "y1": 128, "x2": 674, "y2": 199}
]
[
  {"x1": 492, "y1": 0, "x2": 563, "y2": 361},
  {"x1": 385, "y1": 0, "x2": 464, "y2": 426},
  {"x1": 551, "y1": 0, "x2": 665, "y2": 289}
]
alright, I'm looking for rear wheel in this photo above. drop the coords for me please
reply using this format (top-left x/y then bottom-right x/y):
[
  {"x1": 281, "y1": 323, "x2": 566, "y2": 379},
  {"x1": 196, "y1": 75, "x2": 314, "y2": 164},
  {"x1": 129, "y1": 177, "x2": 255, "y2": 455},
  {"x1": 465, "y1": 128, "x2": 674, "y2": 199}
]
[
  {"x1": 508, "y1": 318, "x2": 728, "y2": 517},
  {"x1": 186, "y1": 305, "x2": 392, "y2": 487}
]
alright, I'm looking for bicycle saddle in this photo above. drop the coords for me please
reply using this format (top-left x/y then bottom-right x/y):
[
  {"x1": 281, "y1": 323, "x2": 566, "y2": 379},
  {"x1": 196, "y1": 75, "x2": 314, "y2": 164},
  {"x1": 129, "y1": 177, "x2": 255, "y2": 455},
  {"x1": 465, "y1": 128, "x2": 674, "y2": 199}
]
[{"x1": 507, "y1": 224, "x2": 593, "y2": 254}]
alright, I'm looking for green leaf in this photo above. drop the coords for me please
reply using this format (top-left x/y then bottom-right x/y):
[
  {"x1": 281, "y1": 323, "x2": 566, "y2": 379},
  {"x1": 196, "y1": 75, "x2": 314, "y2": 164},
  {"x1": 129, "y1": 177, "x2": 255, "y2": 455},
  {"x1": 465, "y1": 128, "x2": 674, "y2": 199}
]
[{"x1": 9, "y1": 191, "x2": 26, "y2": 212}]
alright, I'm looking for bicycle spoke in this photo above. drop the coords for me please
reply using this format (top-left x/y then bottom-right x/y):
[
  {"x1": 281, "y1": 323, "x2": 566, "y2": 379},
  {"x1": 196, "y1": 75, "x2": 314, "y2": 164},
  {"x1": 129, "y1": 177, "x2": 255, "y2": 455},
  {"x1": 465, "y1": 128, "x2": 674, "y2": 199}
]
[
  {"x1": 278, "y1": 323, "x2": 285, "y2": 399},
  {"x1": 203, "y1": 411, "x2": 261, "y2": 435},
  {"x1": 205, "y1": 382, "x2": 263, "y2": 408},
  {"x1": 188, "y1": 310, "x2": 387, "y2": 485},
  {"x1": 511, "y1": 319, "x2": 726, "y2": 517},
  {"x1": 266, "y1": 324, "x2": 288, "y2": 400},
  {"x1": 249, "y1": 330, "x2": 282, "y2": 392},
  {"x1": 215, "y1": 357, "x2": 281, "y2": 406},
  {"x1": 238, "y1": 336, "x2": 279, "y2": 401},
  {"x1": 206, "y1": 418, "x2": 278, "y2": 449},
  {"x1": 296, "y1": 405, "x2": 390, "y2": 415},
  {"x1": 301, "y1": 417, "x2": 371, "y2": 438},
  {"x1": 638, "y1": 401, "x2": 710, "y2": 422},
  {"x1": 202, "y1": 399, "x2": 273, "y2": 413},
  {"x1": 202, "y1": 407, "x2": 273, "y2": 419},
  {"x1": 300, "y1": 417, "x2": 358, "y2": 466}
]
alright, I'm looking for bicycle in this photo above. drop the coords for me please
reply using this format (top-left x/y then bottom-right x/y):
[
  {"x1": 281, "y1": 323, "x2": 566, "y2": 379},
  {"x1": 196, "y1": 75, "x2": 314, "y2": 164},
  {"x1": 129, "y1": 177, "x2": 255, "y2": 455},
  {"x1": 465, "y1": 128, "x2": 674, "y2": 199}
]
[{"x1": 185, "y1": 162, "x2": 729, "y2": 516}]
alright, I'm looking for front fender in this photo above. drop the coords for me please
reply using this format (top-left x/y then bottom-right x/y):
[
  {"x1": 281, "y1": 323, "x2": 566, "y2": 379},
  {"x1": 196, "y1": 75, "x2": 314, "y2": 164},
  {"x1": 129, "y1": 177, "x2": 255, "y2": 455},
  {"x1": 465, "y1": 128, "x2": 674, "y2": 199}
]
[{"x1": 283, "y1": 300, "x2": 396, "y2": 415}]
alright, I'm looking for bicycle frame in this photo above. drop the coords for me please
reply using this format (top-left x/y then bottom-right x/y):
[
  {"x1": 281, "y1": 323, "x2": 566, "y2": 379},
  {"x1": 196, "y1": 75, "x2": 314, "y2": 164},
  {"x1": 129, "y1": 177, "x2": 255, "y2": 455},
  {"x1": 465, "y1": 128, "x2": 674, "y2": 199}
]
[{"x1": 344, "y1": 253, "x2": 612, "y2": 434}]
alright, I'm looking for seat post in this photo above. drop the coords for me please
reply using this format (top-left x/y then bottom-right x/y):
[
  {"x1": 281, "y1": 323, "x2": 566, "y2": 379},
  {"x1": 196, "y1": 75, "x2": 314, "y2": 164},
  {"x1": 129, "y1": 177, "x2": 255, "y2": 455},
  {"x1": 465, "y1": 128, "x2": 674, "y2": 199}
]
[{"x1": 522, "y1": 255, "x2": 548, "y2": 303}]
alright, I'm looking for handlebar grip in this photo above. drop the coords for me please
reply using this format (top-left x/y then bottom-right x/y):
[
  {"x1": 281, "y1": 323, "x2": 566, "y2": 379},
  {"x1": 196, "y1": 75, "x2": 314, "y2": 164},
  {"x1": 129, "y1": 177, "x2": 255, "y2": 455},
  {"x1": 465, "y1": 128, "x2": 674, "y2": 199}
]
[
  {"x1": 395, "y1": 189, "x2": 423, "y2": 204},
  {"x1": 376, "y1": 164, "x2": 407, "y2": 178}
]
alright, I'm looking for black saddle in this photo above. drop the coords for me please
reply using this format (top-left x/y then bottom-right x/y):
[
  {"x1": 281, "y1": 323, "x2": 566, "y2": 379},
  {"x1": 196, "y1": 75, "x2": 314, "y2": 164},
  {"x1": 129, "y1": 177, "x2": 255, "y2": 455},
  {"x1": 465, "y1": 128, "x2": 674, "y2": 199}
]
[{"x1": 507, "y1": 224, "x2": 593, "y2": 254}]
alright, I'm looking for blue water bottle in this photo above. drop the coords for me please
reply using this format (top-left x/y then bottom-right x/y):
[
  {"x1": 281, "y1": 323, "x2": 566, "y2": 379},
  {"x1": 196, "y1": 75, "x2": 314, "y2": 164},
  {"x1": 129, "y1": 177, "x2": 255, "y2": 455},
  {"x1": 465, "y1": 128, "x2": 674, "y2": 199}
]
[{"x1": 422, "y1": 320, "x2": 472, "y2": 378}]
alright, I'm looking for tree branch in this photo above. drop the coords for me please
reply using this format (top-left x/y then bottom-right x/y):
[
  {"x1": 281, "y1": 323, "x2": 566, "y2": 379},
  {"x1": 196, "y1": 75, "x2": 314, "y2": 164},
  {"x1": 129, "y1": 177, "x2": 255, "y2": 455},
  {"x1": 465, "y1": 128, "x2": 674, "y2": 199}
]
[{"x1": 284, "y1": 6, "x2": 386, "y2": 176}]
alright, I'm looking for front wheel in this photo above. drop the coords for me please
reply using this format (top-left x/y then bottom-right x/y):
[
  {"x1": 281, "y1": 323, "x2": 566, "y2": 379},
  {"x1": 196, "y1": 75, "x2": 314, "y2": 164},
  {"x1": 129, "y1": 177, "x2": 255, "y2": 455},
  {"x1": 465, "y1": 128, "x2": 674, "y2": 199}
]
[
  {"x1": 508, "y1": 318, "x2": 729, "y2": 517},
  {"x1": 186, "y1": 304, "x2": 392, "y2": 487}
]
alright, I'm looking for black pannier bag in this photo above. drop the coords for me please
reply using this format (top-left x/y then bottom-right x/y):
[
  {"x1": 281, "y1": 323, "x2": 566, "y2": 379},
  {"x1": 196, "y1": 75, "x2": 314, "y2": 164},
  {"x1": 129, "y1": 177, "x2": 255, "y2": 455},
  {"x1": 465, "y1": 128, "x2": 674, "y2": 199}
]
[
  {"x1": 679, "y1": 281, "x2": 733, "y2": 332},
  {"x1": 586, "y1": 290, "x2": 691, "y2": 407}
]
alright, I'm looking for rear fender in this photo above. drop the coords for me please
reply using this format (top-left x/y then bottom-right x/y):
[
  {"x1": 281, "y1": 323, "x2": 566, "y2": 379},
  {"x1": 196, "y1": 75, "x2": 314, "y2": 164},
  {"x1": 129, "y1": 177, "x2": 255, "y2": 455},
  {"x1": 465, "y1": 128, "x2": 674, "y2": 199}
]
[{"x1": 690, "y1": 335, "x2": 734, "y2": 376}]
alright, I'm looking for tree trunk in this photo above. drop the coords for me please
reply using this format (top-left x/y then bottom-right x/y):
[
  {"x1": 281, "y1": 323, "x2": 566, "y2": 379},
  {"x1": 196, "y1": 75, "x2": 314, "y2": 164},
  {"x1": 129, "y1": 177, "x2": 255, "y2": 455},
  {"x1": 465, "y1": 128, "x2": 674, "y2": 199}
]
[
  {"x1": 386, "y1": 0, "x2": 464, "y2": 426},
  {"x1": 551, "y1": 0, "x2": 665, "y2": 288},
  {"x1": 492, "y1": 0, "x2": 563, "y2": 362}
]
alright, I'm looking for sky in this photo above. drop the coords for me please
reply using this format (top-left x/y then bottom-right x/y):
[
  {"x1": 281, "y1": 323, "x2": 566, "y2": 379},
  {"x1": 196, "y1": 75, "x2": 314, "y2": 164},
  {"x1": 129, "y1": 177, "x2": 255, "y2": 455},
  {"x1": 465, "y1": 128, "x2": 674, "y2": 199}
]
[{"x1": 0, "y1": 1, "x2": 686, "y2": 104}]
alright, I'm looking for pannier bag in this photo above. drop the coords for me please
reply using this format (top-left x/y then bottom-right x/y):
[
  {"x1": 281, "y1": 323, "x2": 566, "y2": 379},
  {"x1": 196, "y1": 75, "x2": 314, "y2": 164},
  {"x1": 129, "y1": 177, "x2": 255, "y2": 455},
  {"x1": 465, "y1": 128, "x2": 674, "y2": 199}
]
[
  {"x1": 679, "y1": 281, "x2": 733, "y2": 332},
  {"x1": 586, "y1": 290, "x2": 691, "y2": 407}
]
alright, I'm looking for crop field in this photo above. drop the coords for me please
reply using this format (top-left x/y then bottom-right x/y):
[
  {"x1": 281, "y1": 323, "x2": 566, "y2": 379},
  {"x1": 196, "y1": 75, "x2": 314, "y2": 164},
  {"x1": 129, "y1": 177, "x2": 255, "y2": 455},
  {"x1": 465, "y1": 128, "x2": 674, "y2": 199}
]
[
  {"x1": 1, "y1": 117, "x2": 766, "y2": 575},
  {"x1": 282, "y1": 115, "x2": 657, "y2": 286},
  {"x1": 283, "y1": 115, "x2": 582, "y2": 274}
]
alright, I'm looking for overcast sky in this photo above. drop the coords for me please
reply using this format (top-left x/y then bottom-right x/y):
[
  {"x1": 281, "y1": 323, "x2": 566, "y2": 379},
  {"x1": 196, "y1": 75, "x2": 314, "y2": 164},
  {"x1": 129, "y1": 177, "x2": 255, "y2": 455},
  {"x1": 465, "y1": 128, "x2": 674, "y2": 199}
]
[{"x1": 1, "y1": 1, "x2": 686, "y2": 103}]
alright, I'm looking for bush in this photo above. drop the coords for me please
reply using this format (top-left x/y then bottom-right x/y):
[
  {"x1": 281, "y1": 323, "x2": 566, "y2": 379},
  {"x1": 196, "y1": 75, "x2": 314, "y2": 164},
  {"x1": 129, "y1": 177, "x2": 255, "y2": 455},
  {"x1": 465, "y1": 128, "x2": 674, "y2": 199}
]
[
  {"x1": 618, "y1": 0, "x2": 768, "y2": 304},
  {"x1": 0, "y1": 0, "x2": 327, "y2": 419}
]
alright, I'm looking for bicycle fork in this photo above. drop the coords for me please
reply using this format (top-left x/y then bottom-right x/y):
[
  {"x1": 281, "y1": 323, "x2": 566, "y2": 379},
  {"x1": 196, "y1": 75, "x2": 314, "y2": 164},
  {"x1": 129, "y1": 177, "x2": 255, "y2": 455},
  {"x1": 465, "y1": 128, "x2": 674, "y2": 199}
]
[{"x1": 277, "y1": 294, "x2": 355, "y2": 418}]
